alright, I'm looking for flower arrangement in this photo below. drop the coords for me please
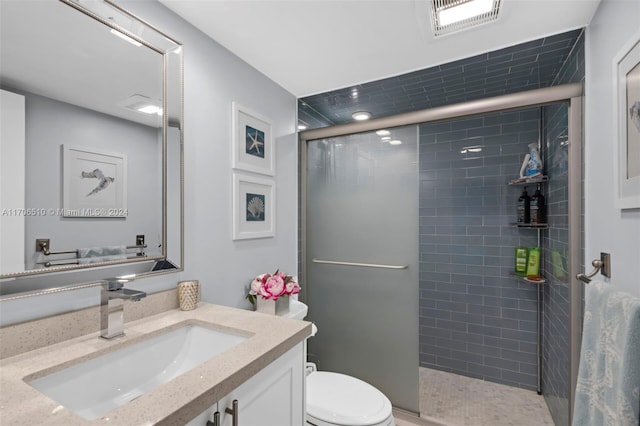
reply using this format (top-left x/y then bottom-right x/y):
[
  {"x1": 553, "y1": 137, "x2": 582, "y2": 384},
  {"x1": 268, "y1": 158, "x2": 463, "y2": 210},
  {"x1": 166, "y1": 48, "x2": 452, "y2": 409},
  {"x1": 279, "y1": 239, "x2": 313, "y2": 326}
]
[{"x1": 246, "y1": 269, "x2": 300, "y2": 305}]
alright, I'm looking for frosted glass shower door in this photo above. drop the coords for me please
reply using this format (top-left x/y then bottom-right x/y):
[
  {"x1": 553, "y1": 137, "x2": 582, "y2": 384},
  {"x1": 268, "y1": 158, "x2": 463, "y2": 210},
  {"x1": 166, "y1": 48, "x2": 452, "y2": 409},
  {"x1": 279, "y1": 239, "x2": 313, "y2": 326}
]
[{"x1": 305, "y1": 127, "x2": 419, "y2": 413}]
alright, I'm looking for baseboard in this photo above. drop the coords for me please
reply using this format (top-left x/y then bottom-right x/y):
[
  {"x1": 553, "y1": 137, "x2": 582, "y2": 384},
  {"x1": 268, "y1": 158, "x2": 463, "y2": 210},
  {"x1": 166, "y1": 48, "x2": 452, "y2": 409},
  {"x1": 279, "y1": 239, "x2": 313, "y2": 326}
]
[{"x1": 392, "y1": 407, "x2": 452, "y2": 426}]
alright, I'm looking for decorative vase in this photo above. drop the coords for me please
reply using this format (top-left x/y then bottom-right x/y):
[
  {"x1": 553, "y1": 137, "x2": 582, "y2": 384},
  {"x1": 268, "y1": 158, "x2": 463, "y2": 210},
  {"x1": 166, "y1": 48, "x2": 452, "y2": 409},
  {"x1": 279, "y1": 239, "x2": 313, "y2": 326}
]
[
  {"x1": 256, "y1": 295, "x2": 290, "y2": 315},
  {"x1": 177, "y1": 280, "x2": 200, "y2": 311}
]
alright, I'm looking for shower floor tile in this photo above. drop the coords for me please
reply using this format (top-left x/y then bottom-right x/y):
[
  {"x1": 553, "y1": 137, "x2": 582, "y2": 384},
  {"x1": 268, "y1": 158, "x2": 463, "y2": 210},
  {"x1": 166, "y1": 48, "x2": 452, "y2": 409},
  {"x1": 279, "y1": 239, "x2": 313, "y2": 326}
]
[{"x1": 417, "y1": 367, "x2": 554, "y2": 426}]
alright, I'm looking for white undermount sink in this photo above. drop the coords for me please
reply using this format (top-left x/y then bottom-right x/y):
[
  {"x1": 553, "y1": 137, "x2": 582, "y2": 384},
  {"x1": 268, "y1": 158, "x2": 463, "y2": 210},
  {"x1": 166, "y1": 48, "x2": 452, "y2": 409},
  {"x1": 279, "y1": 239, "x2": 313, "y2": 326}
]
[{"x1": 27, "y1": 323, "x2": 247, "y2": 420}]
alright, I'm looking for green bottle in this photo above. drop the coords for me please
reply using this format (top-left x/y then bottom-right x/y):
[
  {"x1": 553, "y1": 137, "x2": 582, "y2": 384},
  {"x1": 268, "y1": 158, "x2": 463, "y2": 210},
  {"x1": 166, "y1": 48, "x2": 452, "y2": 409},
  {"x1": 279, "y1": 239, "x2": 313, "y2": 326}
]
[
  {"x1": 515, "y1": 247, "x2": 528, "y2": 276},
  {"x1": 526, "y1": 247, "x2": 541, "y2": 277}
]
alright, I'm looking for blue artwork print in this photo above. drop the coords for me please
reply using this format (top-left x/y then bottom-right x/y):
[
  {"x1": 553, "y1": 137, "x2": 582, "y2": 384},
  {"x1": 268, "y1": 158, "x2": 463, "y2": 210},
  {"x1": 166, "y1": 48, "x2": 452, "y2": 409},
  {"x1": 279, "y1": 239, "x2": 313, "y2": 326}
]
[
  {"x1": 245, "y1": 125, "x2": 265, "y2": 158},
  {"x1": 246, "y1": 193, "x2": 265, "y2": 221}
]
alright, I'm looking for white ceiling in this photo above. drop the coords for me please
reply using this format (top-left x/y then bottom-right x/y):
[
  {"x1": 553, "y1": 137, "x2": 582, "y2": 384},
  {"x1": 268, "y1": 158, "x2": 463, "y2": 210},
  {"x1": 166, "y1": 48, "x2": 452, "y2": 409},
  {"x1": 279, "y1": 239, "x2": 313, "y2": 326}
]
[
  {"x1": 0, "y1": 0, "x2": 164, "y2": 128},
  {"x1": 159, "y1": 0, "x2": 601, "y2": 98}
]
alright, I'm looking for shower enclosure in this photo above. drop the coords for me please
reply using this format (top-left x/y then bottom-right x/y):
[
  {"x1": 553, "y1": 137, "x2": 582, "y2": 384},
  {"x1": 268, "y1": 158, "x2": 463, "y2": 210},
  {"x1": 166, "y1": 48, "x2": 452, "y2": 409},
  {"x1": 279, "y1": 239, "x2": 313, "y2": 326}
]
[{"x1": 300, "y1": 83, "x2": 584, "y2": 424}]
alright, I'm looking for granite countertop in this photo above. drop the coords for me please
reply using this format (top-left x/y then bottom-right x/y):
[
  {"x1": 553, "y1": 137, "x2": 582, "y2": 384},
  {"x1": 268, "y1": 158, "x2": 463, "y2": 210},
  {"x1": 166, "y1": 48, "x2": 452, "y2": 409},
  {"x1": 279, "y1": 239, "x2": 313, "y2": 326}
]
[{"x1": 0, "y1": 303, "x2": 312, "y2": 425}]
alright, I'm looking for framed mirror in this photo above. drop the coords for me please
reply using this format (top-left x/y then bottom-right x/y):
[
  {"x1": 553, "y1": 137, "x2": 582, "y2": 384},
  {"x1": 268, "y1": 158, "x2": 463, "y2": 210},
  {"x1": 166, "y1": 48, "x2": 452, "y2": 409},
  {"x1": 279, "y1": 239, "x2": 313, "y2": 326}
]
[{"x1": 0, "y1": 0, "x2": 183, "y2": 297}]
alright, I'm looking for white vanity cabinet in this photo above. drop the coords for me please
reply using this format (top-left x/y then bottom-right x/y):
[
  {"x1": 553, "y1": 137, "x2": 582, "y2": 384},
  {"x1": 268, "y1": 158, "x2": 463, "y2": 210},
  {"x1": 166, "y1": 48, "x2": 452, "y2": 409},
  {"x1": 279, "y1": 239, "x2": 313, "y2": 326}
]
[{"x1": 187, "y1": 342, "x2": 306, "y2": 426}]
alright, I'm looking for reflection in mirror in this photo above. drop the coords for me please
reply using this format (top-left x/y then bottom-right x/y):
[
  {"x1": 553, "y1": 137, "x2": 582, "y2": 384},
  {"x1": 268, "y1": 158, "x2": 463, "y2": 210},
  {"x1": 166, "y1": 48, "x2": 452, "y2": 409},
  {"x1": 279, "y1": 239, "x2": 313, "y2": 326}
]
[{"x1": 0, "y1": 0, "x2": 183, "y2": 297}]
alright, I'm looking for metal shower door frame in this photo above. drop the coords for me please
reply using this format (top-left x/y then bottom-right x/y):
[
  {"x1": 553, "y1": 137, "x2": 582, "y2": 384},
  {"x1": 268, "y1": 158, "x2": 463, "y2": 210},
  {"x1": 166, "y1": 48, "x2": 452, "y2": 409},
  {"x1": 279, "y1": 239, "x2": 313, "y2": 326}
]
[{"x1": 299, "y1": 83, "x2": 584, "y2": 423}]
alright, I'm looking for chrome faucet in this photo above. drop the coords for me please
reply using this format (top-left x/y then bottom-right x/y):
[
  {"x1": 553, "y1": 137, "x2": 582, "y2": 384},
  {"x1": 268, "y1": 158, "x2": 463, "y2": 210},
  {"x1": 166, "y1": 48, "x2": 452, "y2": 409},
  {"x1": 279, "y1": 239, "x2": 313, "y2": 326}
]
[{"x1": 100, "y1": 277, "x2": 146, "y2": 339}]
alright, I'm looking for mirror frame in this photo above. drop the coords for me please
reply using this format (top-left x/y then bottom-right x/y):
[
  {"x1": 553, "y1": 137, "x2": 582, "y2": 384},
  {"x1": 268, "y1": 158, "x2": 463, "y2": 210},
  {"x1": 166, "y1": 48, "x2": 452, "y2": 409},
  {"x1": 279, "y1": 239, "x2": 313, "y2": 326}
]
[{"x1": 0, "y1": 0, "x2": 183, "y2": 296}]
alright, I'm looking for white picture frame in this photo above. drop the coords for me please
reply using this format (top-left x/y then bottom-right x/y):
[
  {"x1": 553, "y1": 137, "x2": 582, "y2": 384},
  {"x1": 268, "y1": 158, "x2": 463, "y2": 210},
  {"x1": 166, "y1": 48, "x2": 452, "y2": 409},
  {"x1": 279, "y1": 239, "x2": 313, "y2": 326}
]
[
  {"x1": 232, "y1": 172, "x2": 275, "y2": 240},
  {"x1": 62, "y1": 145, "x2": 127, "y2": 217},
  {"x1": 614, "y1": 32, "x2": 640, "y2": 209},
  {"x1": 232, "y1": 102, "x2": 275, "y2": 176}
]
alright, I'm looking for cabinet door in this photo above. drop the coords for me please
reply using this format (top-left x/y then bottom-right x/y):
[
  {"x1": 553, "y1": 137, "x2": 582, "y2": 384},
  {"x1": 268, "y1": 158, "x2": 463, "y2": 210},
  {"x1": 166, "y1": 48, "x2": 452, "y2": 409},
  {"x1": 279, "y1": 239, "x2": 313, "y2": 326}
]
[
  {"x1": 222, "y1": 342, "x2": 305, "y2": 426},
  {"x1": 187, "y1": 342, "x2": 305, "y2": 426}
]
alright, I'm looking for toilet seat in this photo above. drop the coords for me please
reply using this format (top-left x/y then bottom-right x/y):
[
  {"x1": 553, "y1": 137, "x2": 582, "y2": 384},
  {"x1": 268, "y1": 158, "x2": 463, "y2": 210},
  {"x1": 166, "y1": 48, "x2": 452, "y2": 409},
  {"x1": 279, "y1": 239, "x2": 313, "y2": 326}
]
[{"x1": 306, "y1": 372, "x2": 394, "y2": 426}]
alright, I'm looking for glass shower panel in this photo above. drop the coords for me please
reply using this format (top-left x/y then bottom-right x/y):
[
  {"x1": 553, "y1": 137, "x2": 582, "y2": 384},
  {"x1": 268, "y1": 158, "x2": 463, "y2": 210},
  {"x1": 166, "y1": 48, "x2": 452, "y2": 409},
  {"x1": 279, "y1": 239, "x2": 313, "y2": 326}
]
[
  {"x1": 306, "y1": 126, "x2": 419, "y2": 413},
  {"x1": 542, "y1": 102, "x2": 571, "y2": 426}
]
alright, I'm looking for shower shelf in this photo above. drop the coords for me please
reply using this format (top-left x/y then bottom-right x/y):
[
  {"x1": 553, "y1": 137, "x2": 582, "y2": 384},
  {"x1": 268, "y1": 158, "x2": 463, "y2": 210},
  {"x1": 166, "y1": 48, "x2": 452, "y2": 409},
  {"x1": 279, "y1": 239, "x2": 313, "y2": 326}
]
[
  {"x1": 511, "y1": 223, "x2": 549, "y2": 229},
  {"x1": 508, "y1": 175, "x2": 549, "y2": 186},
  {"x1": 510, "y1": 273, "x2": 547, "y2": 284}
]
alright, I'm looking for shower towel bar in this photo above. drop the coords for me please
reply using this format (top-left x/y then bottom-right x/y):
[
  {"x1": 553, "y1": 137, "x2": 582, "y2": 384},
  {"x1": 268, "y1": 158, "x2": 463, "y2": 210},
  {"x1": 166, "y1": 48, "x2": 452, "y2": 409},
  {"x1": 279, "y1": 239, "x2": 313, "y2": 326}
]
[
  {"x1": 312, "y1": 258, "x2": 408, "y2": 270},
  {"x1": 37, "y1": 254, "x2": 144, "y2": 267},
  {"x1": 38, "y1": 242, "x2": 146, "y2": 256}
]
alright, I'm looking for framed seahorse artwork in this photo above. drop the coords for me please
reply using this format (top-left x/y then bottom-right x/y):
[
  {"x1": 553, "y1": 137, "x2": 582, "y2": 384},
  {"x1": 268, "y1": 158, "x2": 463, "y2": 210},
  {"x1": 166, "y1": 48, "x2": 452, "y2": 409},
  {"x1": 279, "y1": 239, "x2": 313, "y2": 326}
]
[
  {"x1": 232, "y1": 172, "x2": 275, "y2": 240},
  {"x1": 62, "y1": 145, "x2": 127, "y2": 217}
]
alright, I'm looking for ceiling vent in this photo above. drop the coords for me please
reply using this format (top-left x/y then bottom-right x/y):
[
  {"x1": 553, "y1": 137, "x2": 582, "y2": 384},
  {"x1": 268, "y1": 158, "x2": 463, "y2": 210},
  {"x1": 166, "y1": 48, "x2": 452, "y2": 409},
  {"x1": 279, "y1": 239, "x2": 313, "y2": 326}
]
[
  {"x1": 118, "y1": 94, "x2": 162, "y2": 115},
  {"x1": 431, "y1": 0, "x2": 502, "y2": 37}
]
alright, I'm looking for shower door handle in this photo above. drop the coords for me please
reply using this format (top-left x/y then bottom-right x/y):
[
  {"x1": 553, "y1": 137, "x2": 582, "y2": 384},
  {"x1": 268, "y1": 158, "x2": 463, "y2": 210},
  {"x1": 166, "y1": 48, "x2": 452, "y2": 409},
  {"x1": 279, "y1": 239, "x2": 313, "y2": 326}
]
[{"x1": 312, "y1": 258, "x2": 408, "y2": 270}]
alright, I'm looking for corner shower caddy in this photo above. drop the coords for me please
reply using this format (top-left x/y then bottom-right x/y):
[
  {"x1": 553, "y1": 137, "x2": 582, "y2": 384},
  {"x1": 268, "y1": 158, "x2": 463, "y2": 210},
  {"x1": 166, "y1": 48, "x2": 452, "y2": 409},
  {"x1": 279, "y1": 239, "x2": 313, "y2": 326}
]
[
  {"x1": 508, "y1": 174, "x2": 549, "y2": 395},
  {"x1": 508, "y1": 174, "x2": 549, "y2": 283}
]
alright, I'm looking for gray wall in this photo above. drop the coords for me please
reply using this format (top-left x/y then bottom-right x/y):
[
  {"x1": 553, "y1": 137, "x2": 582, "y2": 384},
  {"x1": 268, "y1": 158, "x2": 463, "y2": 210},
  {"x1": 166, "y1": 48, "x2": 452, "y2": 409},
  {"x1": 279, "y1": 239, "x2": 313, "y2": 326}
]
[
  {"x1": 19, "y1": 91, "x2": 162, "y2": 269},
  {"x1": 0, "y1": 0, "x2": 298, "y2": 325},
  {"x1": 585, "y1": 0, "x2": 640, "y2": 297}
]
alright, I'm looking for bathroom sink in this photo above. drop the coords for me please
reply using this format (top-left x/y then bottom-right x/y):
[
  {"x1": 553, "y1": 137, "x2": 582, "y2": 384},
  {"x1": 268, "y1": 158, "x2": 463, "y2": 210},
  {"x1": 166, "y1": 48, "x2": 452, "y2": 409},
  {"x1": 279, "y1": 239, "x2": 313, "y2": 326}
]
[{"x1": 27, "y1": 323, "x2": 247, "y2": 420}]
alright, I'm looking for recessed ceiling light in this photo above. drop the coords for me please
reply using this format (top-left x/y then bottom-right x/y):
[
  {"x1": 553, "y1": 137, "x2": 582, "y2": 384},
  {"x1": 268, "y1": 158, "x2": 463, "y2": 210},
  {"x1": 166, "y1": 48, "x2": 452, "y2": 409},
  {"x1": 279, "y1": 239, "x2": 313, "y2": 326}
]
[
  {"x1": 137, "y1": 105, "x2": 161, "y2": 114},
  {"x1": 298, "y1": 124, "x2": 308, "y2": 131},
  {"x1": 381, "y1": 136, "x2": 391, "y2": 141},
  {"x1": 389, "y1": 140, "x2": 402, "y2": 145},
  {"x1": 352, "y1": 111, "x2": 371, "y2": 121},
  {"x1": 376, "y1": 129, "x2": 391, "y2": 136},
  {"x1": 432, "y1": 0, "x2": 501, "y2": 37}
]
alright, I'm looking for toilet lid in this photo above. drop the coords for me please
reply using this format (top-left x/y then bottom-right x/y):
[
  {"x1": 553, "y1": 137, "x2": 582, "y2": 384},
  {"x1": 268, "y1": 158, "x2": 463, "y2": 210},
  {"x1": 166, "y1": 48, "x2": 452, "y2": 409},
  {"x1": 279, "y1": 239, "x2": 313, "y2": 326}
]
[{"x1": 307, "y1": 372, "x2": 392, "y2": 426}]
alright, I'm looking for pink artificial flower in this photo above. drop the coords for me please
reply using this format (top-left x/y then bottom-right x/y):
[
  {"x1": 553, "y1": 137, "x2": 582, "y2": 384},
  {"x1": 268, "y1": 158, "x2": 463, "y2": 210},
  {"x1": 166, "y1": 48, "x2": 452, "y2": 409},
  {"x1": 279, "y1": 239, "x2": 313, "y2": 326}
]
[
  {"x1": 250, "y1": 275, "x2": 265, "y2": 295},
  {"x1": 262, "y1": 275, "x2": 285, "y2": 300},
  {"x1": 285, "y1": 281, "x2": 300, "y2": 295},
  {"x1": 276, "y1": 271, "x2": 287, "y2": 280},
  {"x1": 257, "y1": 286, "x2": 270, "y2": 298}
]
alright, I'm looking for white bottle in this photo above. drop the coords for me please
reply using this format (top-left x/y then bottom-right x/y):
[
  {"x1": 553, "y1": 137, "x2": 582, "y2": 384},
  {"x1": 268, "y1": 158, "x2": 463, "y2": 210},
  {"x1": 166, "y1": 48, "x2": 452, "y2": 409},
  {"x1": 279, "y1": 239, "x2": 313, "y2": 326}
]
[{"x1": 519, "y1": 143, "x2": 543, "y2": 178}]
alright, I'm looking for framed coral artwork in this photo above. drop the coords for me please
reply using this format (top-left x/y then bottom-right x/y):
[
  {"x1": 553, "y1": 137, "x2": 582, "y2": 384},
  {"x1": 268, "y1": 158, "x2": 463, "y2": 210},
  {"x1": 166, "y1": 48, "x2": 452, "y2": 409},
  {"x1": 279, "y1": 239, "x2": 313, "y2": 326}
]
[
  {"x1": 232, "y1": 172, "x2": 275, "y2": 240},
  {"x1": 615, "y1": 32, "x2": 640, "y2": 209}
]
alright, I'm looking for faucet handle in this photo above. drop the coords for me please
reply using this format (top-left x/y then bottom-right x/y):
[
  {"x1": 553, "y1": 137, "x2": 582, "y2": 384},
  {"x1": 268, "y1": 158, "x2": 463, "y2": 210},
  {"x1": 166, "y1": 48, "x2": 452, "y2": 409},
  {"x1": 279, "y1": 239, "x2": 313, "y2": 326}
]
[{"x1": 103, "y1": 275, "x2": 135, "y2": 291}]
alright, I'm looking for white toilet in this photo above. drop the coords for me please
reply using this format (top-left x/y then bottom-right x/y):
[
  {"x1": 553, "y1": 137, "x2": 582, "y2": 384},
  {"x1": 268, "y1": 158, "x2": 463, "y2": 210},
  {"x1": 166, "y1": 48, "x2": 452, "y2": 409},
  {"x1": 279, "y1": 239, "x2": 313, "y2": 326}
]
[{"x1": 283, "y1": 299, "x2": 395, "y2": 426}]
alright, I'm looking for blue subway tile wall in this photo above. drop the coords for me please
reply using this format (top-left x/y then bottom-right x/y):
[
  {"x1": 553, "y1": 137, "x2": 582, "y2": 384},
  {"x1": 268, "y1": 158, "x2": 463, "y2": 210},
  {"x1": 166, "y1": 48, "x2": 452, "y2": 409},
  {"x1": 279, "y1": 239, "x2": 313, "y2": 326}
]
[
  {"x1": 418, "y1": 108, "x2": 542, "y2": 390},
  {"x1": 300, "y1": 30, "x2": 582, "y2": 128}
]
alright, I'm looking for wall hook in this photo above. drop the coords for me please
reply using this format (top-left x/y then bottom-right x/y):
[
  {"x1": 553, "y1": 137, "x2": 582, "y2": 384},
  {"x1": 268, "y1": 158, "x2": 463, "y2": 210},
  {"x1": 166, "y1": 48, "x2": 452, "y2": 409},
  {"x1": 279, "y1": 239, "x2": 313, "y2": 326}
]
[{"x1": 576, "y1": 252, "x2": 611, "y2": 283}]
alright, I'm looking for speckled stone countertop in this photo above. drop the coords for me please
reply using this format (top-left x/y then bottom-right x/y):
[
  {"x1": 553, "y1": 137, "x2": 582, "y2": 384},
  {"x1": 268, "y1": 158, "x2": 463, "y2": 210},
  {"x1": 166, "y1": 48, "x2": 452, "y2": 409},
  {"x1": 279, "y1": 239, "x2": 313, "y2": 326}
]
[{"x1": 0, "y1": 303, "x2": 312, "y2": 425}]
